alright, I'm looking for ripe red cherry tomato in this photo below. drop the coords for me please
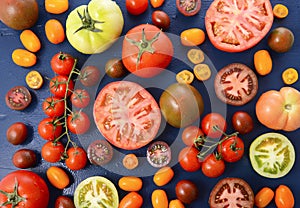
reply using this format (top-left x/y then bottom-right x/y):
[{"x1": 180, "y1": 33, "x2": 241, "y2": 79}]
[
  {"x1": 42, "y1": 96, "x2": 65, "y2": 118},
  {"x1": 217, "y1": 136, "x2": 244, "y2": 163},
  {"x1": 38, "y1": 117, "x2": 63, "y2": 141},
  {"x1": 126, "y1": 0, "x2": 148, "y2": 15},
  {"x1": 181, "y1": 125, "x2": 204, "y2": 146},
  {"x1": 51, "y1": 52, "x2": 75, "y2": 76},
  {"x1": 49, "y1": 75, "x2": 74, "y2": 98},
  {"x1": 41, "y1": 141, "x2": 64, "y2": 163},
  {"x1": 70, "y1": 89, "x2": 90, "y2": 109},
  {"x1": 65, "y1": 146, "x2": 87, "y2": 171},
  {"x1": 67, "y1": 111, "x2": 90, "y2": 135},
  {"x1": 175, "y1": 180, "x2": 199, "y2": 204},
  {"x1": 201, "y1": 113, "x2": 227, "y2": 139},
  {"x1": 201, "y1": 153, "x2": 225, "y2": 178},
  {"x1": 178, "y1": 146, "x2": 201, "y2": 172}
]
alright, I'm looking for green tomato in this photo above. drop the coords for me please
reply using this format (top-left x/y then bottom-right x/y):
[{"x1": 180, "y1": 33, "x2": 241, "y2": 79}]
[{"x1": 66, "y1": 0, "x2": 124, "y2": 54}]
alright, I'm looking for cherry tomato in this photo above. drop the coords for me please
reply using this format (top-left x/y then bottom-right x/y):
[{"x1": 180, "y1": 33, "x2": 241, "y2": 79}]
[
  {"x1": 20, "y1": 29, "x2": 41, "y2": 52},
  {"x1": 150, "y1": 0, "x2": 164, "y2": 8},
  {"x1": 25, "y1": 70, "x2": 44, "y2": 89},
  {"x1": 65, "y1": 146, "x2": 87, "y2": 171},
  {"x1": 87, "y1": 140, "x2": 113, "y2": 166},
  {"x1": 38, "y1": 117, "x2": 63, "y2": 141},
  {"x1": 105, "y1": 58, "x2": 127, "y2": 78},
  {"x1": 5, "y1": 86, "x2": 32, "y2": 110},
  {"x1": 193, "y1": 63, "x2": 211, "y2": 81},
  {"x1": 176, "y1": 0, "x2": 201, "y2": 16},
  {"x1": 6, "y1": 122, "x2": 28, "y2": 145},
  {"x1": 178, "y1": 146, "x2": 201, "y2": 172},
  {"x1": 45, "y1": 0, "x2": 69, "y2": 14},
  {"x1": 41, "y1": 141, "x2": 64, "y2": 163},
  {"x1": 176, "y1": 70, "x2": 194, "y2": 84},
  {"x1": 46, "y1": 166, "x2": 70, "y2": 189},
  {"x1": 79, "y1": 65, "x2": 101, "y2": 87},
  {"x1": 153, "y1": 166, "x2": 174, "y2": 187},
  {"x1": 187, "y1": 48, "x2": 204, "y2": 65},
  {"x1": 180, "y1": 28, "x2": 205, "y2": 46},
  {"x1": 273, "y1": 4, "x2": 289, "y2": 19},
  {"x1": 169, "y1": 199, "x2": 185, "y2": 208},
  {"x1": 217, "y1": 136, "x2": 244, "y2": 163},
  {"x1": 51, "y1": 52, "x2": 75, "y2": 76},
  {"x1": 11, "y1": 48, "x2": 36, "y2": 67},
  {"x1": 12, "y1": 149, "x2": 37, "y2": 169},
  {"x1": 42, "y1": 96, "x2": 65, "y2": 118},
  {"x1": 201, "y1": 153, "x2": 225, "y2": 178},
  {"x1": 275, "y1": 185, "x2": 294, "y2": 208},
  {"x1": 201, "y1": 113, "x2": 227, "y2": 139},
  {"x1": 70, "y1": 89, "x2": 90, "y2": 109},
  {"x1": 151, "y1": 10, "x2": 170, "y2": 31},
  {"x1": 152, "y1": 189, "x2": 168, "y2": 208},
  {"x1": 254, "y1": 49, "x2": 273, "y2": 76},
  {"x1": 119, "y1": 192, "x2": 143, "y2": 208},
  {"x1": 267, "y1": 27, "x2": 294, "y2": 53},
  {"x1": 67, "y1": 111, "x2": 90, "y2": 135},
  {"x1": 122, "y1": 153, "x2": 139, "y2": 170},
  {"x1": 45, "y1": 19, "x2": 65, "y2": 44},
  {"x1": 254, "y1": 187, "x2": 274, "y2": 208},
  {"x1": 175, "y1": 180, "x2": 199, "y2": 204},
  {"x1": 181, "y1": 125, "x2": 204, "y2": 146},
  {"x1": 231, "y1": 111, "x2": 254, "y2": 134},
  {"x1": 55, "y1": 196, "x2": 75, "y2": 208},
  {"x1": 126, "y1": 0, "x2": 148, "y2": 15},
  {"x1": 282, "y1": 67, "x2": 298, "y2": 85},
  {"x1": 49, "y1": 75, "x2": 74, "y2": 98},
  {"x1": 147, "y1": 141, "x2": 171, "y2": 168},
  {"x1": 118, "y1": 176, "x2": 143, "y2": 192}
]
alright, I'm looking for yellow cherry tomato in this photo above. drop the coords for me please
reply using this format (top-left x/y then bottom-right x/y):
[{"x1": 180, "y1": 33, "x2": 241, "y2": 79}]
[
  {"x1": 20, "y1": 30, "x2": 41, "y2": 52},
  {"x1": 12, "y1": 49, "x2": 37, "y2": 67},
  {"x1": 45, "y1": 0, "x2": 69, "y2": 14},
  {"x1": 176, "y1": 70, "x2": 194, "y2": 84},
  {"x1": 180, "y1": 28, "x2": 205, "y2": 46},
  {"x1": 46, "y1": 166, "x2": 70, "y2": 189},
  {"x1": 153, "y1": 166, "x2": 174, "y2": 187},
  {"x1": 152, "y1": 189, "x2": 168, "y2": 208},
  {"x1": 187, "y1": 48, "x2": 205, "y2": 64},
  {"x1": 45, "y1": 19, "x2": 65, "y2": 44},
  {"x1": 273, "y1": 4, "x2": 289, "y2": 19},
  {"x1": 169, "y1": 199, "x2": 185, "y2": 208},
  {"x1": 118, "y1": 176, "x2": 143, "y2": 192},
  {"x1": 122, "y1": 153, "x2": 139, "y2": 170},
  {"x1": 282, "y1": 68, "x2": 298, "y2": 85},
  {"x1": 26, "y1": 70, "x2": 43, "y2": 89},
  {"x1": 254, "y1": 49, "x2": 273, "y2": 76},
  {"x1": 193, "y1": 63, "x2": 211, "y2": 81}
]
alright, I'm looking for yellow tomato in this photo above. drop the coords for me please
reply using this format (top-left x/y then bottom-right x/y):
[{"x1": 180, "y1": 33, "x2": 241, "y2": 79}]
[
  {"x1": 45, "y1": 0, "x2": 69, "y2": 14},
  {"x1": 273, "y1": 4, "x2": 289, "y2": 19},
  {"x1": 180, "y1": 28, "x2": 205, "y2": 46},
  {"x1": 176, "y1": 70, "x2": 194, "y2": 84},
  {"x1": 45, "y1": 19, "x2": 65, "y2": 44},
  {"x1": 26, "y1": 70, "x2": 43, "y2": 89},
  {"x1": 152, "y1": 189, "x2": 168, "y2": 208},
  {"x1": 118, "y1": 176, "x2": 143, "y2": 192},
  {"x1": 193, "y1": 63, "x2": 211, "y2": 81},
  {"x1": 254, "y1": 49, "x2": 273, "y2": 76},
  {"x1": 20, "y1": 29, "x2": 41, "y2": 52},
  {"x1": 282, "y1": 68, "x2": 298, "y2": 85},
  {"x1": 187, "y1": 48, "x2": 204, "y2": 64},
  {"x1": 46, "y1": 166, "x2": 70, "y2": 189},
  {"x1": 12, "y1": 49, "x2": 37, "y2": 67}
]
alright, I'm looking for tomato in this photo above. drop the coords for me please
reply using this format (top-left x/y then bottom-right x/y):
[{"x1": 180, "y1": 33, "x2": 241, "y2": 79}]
[
  {"x1": 11, "y1": 48, "x2": 36, "y2": 67},
  {"x1": 46, "y1": 166, "x2": 70, "y2": 189},
  {"x1": 159, "y1": 83, "x2": 204, "y2": 128},
  {"x1": 169, "y1": 199, "x2": 185, "y2": 208},
  {"x1": 126, "y1": 0, "x2": 148, "y2": 15},
  {"x1": 6, "y1": 122, "x2": 28, "y2": 145},
  {"x1": 275, "y1": 185, "x2": 294, "y2": 208},
  {"x1": 70, "y1": 89, "x2": 90, "y2": 108},
  {"x1": 231, "y1": 111, "x2": 253, "y2": 134},
  {"x1": 42, "y1": 96, "x2": 65, "y2": 118},
  {"x1": 66, "y1": 0, "x2": 124, "y2": 54},
  {"x1": 153, "y1": 166, "x2": 174, "y2": 187},
  {"x1": 254, "y1": 187, "x2": 274, "y2": 208},
  {"x1": 55, "y1": 196, "x2": 75, "y2": 208},
  {"x1": 176, "y1": 0, "x2": 201, "y2": 16},
  {"x1": 41, "y1": 141, "x2": 64, "y2": 163},
  {"x1": 0, "y1": 0, "x2": 39, "y2": 30},
  {"x1": 180, "y1": 28, "x2": 205, "y2": 46},
  {"x1": 217, "y1": 136, "x2": 244, "y2": 163},
  {"x1": 201, "y1": 113, "x2": 227, "y2": 139},
  {"x1": 38, "y1": 117, "x2": 63, "y2": 141},
  {"x1": 119, "y1": 192, "x2": 143, "y2": 208},
  {"x1": 249, "y1": 132, "x2": 295, "y2": 178},
  {"x1": 187, "y1": 48, "x2": 204, "y2": 64},
  {"x1": 67, "y1": 111, "x2": 90, "y2": 135},
  {"x1": 12, "y1": 149, "x2": 37, "y2": 169},
  {"x1": 122, "y1": 24, "x2": 174, "y2": 78},
  {"x1": 214, "y1": 63, "x2": 258, "y2": 106},
  {"x1": 205, "y1": 0, "x2": 273, "y2": 52},
  {"x1": 20, "y1": 29, "x2": 41, "y2": 52},
  {"x1": 273, "y1": 4, "x2": 289, "y2": 19},
  {"x1": 151, "y1": 10, "x2": 170, "y2": 31},
  {"x1": 178, "y1": 146, "x2": 201, "y2": 172},
  {"x1": 152, "y1": 189, "x2": 168, "y2": 208},
  {"x1": 255, "y1": 87, "x2": 300, "y2": 131},
  {"x1": 51, "y1": 52, "x2": 75, "y2": 76},
  {"x1": 254, "y1": 49, "x2": 273, "y2": 76},
  {"x1": 118, "y1": 176, "x2": 143, "y2": 192},
  {"x1": 45, "y1": 0, "x2": 69, "y2": 14},
  {"x1": 147, "y1": 141, "x2": 171, "y2": 168},
  {"x1": 201, "y1": 153, "x2": 225, "y2": 178},
  {"x1": 49, "y1": 75, "x2": 74, "y2": 98},
  {"x1": 193, "y1": 63, "x2": 211, "y2": 81},
  {"x1": 105, "y1": 58, "x2": 127, "y2": 78},
  {"x1": 74, "y1": 176, "x2": 119, "y2": 207},
  {"x1": 122, "y1": 153, "x2": 139, "y2": 170},
  {"x1": 87, "y1": 139, "x2": 113, "y2": 166},
  {"x1": 267, "y1": 27, "x2": 294, "y2": 53},
  {"x1": 282, "y1": 67, "x2": 298, "y2": 85},
  {"x1": 150, "y1": 0, "x2": 164, "y2": 8},
  {"x1": 65, "y1": 146, "x2": 87, "y2": 170},
  {"x1": 176, "y1": 70, "x2": 194, "y2": 84},
  {"x1": 175, "y1": 180, "x2": 199, "y2": 204},
  {"x1": 26, "y1": 70, "x2": 44, "y2": 89},
  {"x1": 209, "y1": 177, "x2": 254, "y2": 207},
  {"x1": 79, "y1": 65, "x2": 101, "y2": 87},
  {"x1": 181, "y1": 125, "x2": 204, "y2": 146},
  {"x1": 93, "y1": 81, "x2": 161, "y2": 150},
  {"x1": 5, "y1": 86, "x2": 32, "y2": 111},
  {"x1": 45, "y1": 19, "x2": 65, "y2": 44},
  {"x1": 0, "y1": 170, "x2": 49, "y2": 208}
]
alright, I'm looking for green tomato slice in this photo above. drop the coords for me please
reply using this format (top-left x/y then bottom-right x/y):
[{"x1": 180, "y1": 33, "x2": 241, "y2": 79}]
[
  {"x1": 74, "y1": 176, "x2": 119, "y2": 208},
  {"x1": 249, "y1": 132, "x2": 295, "y2": 178}
]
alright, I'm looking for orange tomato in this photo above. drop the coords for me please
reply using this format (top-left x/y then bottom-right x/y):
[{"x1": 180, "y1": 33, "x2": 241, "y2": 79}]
[
  {"x1": 254, "y1": 187, "x2": 274, "y2": 208},
  {"x1": 176, "y1": 70, "x2": 194, "y2": 84},
  {"x1": 275, "y1": 185, "x2": 294, "y2": 208},
  {"x1": 152, "y1": 189, "x2": 168, "y2": 208},
  {"x1": 282, "y1": 67, "x2": 298, "y2": 85},
  {"x1": 180, "y1": 28, "x2": 205, "y2": 46},
  {"x1": 254, "y1": 49, "x2": 273, "y2": 76},
  {"x1": 187, "y1": 48, "x2": 205, "y2": 64},
  {"x1": 12, "y1": 48, "x2": 37, "y2": 67},
  {"x1": 20, "y1": 29, "x2": 41, "y2": 52},
  {"x1": 46, "y1": 166, "x2": 70, "y2": 189},
  {"x1": 273, "y1": 4, "x2": 288, "y2": 19},
  {"x1": 119, "y1": 192, "x2": 143, "y2": 208},
  {"x1": 169, "y1": 199, "x2": 185, "y2": 208},
  {"x1": 193, "y1": 63, "x2": 211, "y2": 81},
  {"x1": 45, "y1": 0, "x2": 69, "y2": 14},
  {"x1": 122, "y1": 153, "x2": 139, "y2": 170},
  {"x1": 150, "y1": 0, "x2": 164, "y2": 8},
  {"x1": 118, "y1": 176, "x2": 143, "y2": 192},
  {"x1": 45, "y1": 19, "x2": 65, "y2": 44},
  {"x1": 153, "y1": 166, "x2": 174, "y2": 187}
]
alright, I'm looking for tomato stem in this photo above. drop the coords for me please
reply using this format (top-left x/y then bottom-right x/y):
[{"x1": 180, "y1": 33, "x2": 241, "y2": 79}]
[
  {"x1": 74, "y1": 7, "x2": 104, "y2": 34},
  {"x1": 0, "y1": 179, "x2": 26, "y2": 207}
]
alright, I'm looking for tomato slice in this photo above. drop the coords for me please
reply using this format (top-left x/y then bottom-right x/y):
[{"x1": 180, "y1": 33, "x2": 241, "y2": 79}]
[
  {"x1": 93, "y1": 81, "x2": 161, "y2": 150},
  {"x1": 249, "y1": 132, "x2": 295, "y2": 178},
  {"x1": 205, "y1": 0, "x2": 274, "y2": 52},
  {"x1": 5, "y1": 86, "x2": 32, "y2": 110},
  {"x1": 87, "y1": 140, "x2": 113, "y2": 166}
]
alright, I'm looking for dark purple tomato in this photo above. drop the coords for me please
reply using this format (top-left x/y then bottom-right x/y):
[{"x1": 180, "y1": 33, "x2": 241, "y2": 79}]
[
  {"x1": 87, "y1": 140, "x2": 114, "y2": 166},
  {"x1": 151, "y1": 10, "x2": 170, "y2": 31},
  {"x1": 147, "y1": 141, "x2": 171, "y2": 168},
  {"x1": 267, "y1": 27, "x2": 294, "y2": 53},
  {"x1": 6, "y1": 122, "x2": 28, "y2": 145},
  {"x1": 105, "y1": 58, "x2": 127, "y2": 78},
  {"x1": 175, "y1": 179, "x2": 199, "y2": 204},
  {"x1": 55, "y1": 196, "x2": 75, "y2": 208},
  {"x1": 12, "y1": 149, "x2": 37, "y2": 169},
  {"x1": 80, "y1": 65, "x2": 101, "y2": 87},
  {"x1": 231, "y1": 111, "x2": 254, "y2": 134},
  {"x1": 5, "y1": 86, "x2": 32, "y2": 110},
  {"x1": 176, "y1": 0, "x2": 201, "y2": 16}
]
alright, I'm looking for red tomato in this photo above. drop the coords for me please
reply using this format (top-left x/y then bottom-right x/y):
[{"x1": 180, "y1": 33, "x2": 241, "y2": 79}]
[
  {"x1": 119, "y1": 192, "x2": 143, "y2": 208},
  {"x1": 205, "y1": 0, "x2": 273, "y2": 52},
  {"x1": 79, "y1": 65, "x2": 101, "y2": 87},
  {"x1": 42, "y1": 96, "x2": 65, "y2": 118},
  {"x1": 201, "y1": 113, "x2": 227, "y2": 139},
  {"x1": 181, "y1": 125, "x2": 204, "y2": 146},
  {"x1": 178, "y1": 146, "x2": 201, "y2": 172},
  {"x1": 55, "y1": 195, "x2": 75, "y2": 208},
  {"x1": 65, "y1": 147, "x2": 87, "y2": 171},
  {"x1": 93, "y1": 81, "x2": 161, "y2": 150},
  {"x1": 176, "y1": 0, "x2": 201, "y2": 16},
  {"x1": 122, "y1": 24, "x2": 173, "y2": 78},
  {"x1": 67, "y1": 111, "x2": 90, "y2": 135},
  {"x1": 49, "y1": 75, "x2": 74, "y2": 98},
  {"x1": 231, "y1": 111, "x2": 254, "y2": 134},
  {"x1": 51, "y1": 52, "x2": 75, "y2": 76},
  {"x1": 41, "y1": 141, "x2": 65, "y2": 163},
  {"x1": 70, "y1": 89, "x2": 90, "y2": 108},
  {"x1": 38, "y1": 117, "x2": 63, "y2": 141},
  {"x1": 201, "y1": 153, "x2": 225, "y2": 178},
  {"x1": 217, "y1": 136, "x2": 244, "y2": 163},
  {"x1": 151, "y1": 10, "x2": 170, "y2": 31},
  {"x1": 0, "y1": 170, "x2": 49, "y2": 208},
  {"x1": 126, "y1": 0, "x2": 148, "y2": 15}
]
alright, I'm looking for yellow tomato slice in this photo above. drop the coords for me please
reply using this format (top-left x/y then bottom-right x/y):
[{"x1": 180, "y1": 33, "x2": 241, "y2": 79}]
[
  {"x1": 193, "y1": 63, "x2": 211, "y2": 81},
  {"x1": 187, "y1": 48, "x2": 205, "y2": 64},
  {"x1": 282, "y1": 68, "x2": 298, "y2": 85},
  {"x1": 26, "y1": 70, "x2": 43, "y2": 89},
  {"x1": 273, "y1": 4, "x2": 289, "y2": 19},
  {"x1": 176, "y1": 70, "x2": 194, "y2": 84}
]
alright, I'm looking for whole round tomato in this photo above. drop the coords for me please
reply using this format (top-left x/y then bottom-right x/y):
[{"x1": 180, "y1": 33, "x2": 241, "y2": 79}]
[
  {"x1": 51, "y1": 52, "x2": 75, "y2": 76},
  {"x1": 65, "y1": 146, "x2": 87, "y2": 171},
  {"x1": 205, "y1": 0, "x2": 273, "y2": 52},
  {"x1": 55, "y1": 196, "x2": 75, "y2": 208},
  {"x1": 6, "y1": 122, "x2": 28, "y2": 145},
  {"x1": 42, "y1": 96, "x2": 65, "y2": 118},
  {"x1": 66, "y1": 0, "x2": 124, "y2": 54},
  {"x1": 38, "y1": 117, "x2": 63, "y2": 141},
  {"x1": 217, "y1": 136, "x2": 244, "y2": 163},
  {"x1": 201, "y1": 113, "x2": 227, "y2": 139},
  {"x1": 256, "y1": 87, "x2": 300, "y2": 131},
  {"x1": 70, "y1": 89, "x2": 90, "y2": 109},
  {"x1": 267, "y1": 27, "x2": 294, "y2": 53},
  {"x1": 175, "y1": 180, "x2": 199, "y2": 204},
  {"x1": 41, "y1": 141, "x2": 64, "y2": 163},
  {"x1": 126, "y1": 0, "x2": 148, "y2": 15},
  {"x1": 12, "y1": 149, "x2": 37, "y2": 169},
  {"x1": 0, "y1": 170, "x2": 49, "y2": 208},
  {"x1": 151, "y1": 10, "x2": 170, "y2": 31},
  {"x1": 231, "y1": 111, "x2": 253, "y2": 134},
  {"x1": 49, "y1": 75, "x2": 74, "y2": 98},
  {"x1": 178, "y1": 146, "x2": 202, "y2": 172},
  {"x1": 181, "y1": 125, "x2": 204, "y2": 146},
  {"x1": 105, "y1": 58, "x2": 127, "y2": 78},
  {"x1": 67, "y1": 111, "x2": 90, "y2": 135},
  {"x1": 93, "y1": 81, "x2": 161, "y2": 150},
  {"x1": 79, "y1": 65, "x2": 101, "y2": 87},
  {"x1": 176, "y1": 0, "x2": 201, "y2": 16},
  {"x1": 201, "y1": 153, "x2": 225, "y2": 178},
  {"x1": 122, "y1": 24, "x2": 174, "y2": 78}
]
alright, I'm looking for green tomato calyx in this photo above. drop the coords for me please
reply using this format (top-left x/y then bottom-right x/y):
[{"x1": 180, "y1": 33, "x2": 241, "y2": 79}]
[
  {"x1": 74, "y1": 7, "x2": 104, "y2": 34},
  {"x1": 0, "y1": 179, "x2": 26, "y2": 208}
]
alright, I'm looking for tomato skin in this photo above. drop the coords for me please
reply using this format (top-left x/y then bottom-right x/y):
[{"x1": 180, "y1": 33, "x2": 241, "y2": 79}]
[
  {"x1": 49, "y1": 75, "x2": 74, "y2": 98},
  {"x1": 267, "y1": 27, "x2": 294, "y2": 53},
  {"x1": 169, "y1": 199, "x2": 185, "y2": 208},
  {"x1": 45, "y1": 19, "x2": 65, "y2": 44},
  {"x1": 55, "y1": 196, "x2": 75, "y2": 208},
  {"x1": 118, "y1": 176, "x2": 143, "y2": 192},
  {"x1": 20, "y1": 29, "x2": 41, "y2": 52},
  {"x1": 201, "y1": 153, "x2": 225, "y2": 178},
  {"x1": 178, "y1": 146, "x2": 201, "y2": 172},
  {"x1": 70, "y1": 89, "x2": 90, "y2": 109},
  {"x1": 152, "y1": 10, "x2": 170, "y2": 31},
  {"x1": 176, "y1": 0, "x2": 201, "y2": 16},
  {"x1": 12, "y1": 149, "x2": 37, "y2": 169},
  {"x1": 12, "y1": 48, "x2": 37, "y2": 67},
  {"x1": 180, "y1": 28, "x2": 205, "y2": 46},
  {"x1": 41, "y1": 141, "x2": 64, "y2": 163},
  {"x1": 254, "y1": 187, "x2": 274, "y2": 208},
  {"x1": 38, "y1": 117, "x2": 63, "y2": 141},
  {"x1": 6, "y1": 122, "x2": 28, "y2": 145},
  {"x1": 46, "y1": 166, "x2": 70, "y2": 189},
  {"x1": 42, "y1": 96, "x2": 65, "y2": 118},
  {"x1": 51, "y1": 52, "x2": 75, "y2": 76},
  {"x1": 231, "y1": 111, "x2": 253, "y2": 134},
  {"x1": 126, "y1": 0, "x2": 148, "y2": 15},
  {"x1": 275, "y1": 185, "x2": 294, "y2": 208},
  {"x1": 153, "y1": 166, "x2": 174, "y2": 187},
  {"x1": 105, "y1": 58, "x2": 127, "y2": 78},
  {"x1": 152, "y1": 189, "x2": 169, "y2": 208},
  {"x1": 181, "y1": 125, "x2": 204, "y2": 146},
  {"x1": 119, "y1": 192, "x2": 143, "y2": 208},
  {"x1": 201, "y1": 113, "x2": 227, "y2": 139},
  {"x1": 79, "y1": 65, "x2": 101, "y2": 87},
  {"x1": 67, "y1": 111, "x2": 90, "y2": 135},
  {"x1": 175, "y1": 180, "x2": 199, "y2": 204},
  {"x1": 65, "y1": 147, "x2": 87, "y2": 171},
  {"x1": 254, "y1": 49, "x2": 273, "y2": 76},
  {"x1": 45, "y1": 0, "x2": 69, "y2": 14},
  {"x1": 217, "y1": 136, "x2": 244, "y2": 163}
]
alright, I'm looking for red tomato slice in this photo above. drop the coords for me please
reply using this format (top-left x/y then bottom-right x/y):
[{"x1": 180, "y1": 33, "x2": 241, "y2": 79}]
[
  {"x1": 93, "y1": 81, "x2": 161, "y2": 150},
  {"x1": 205, "y1": 0, "x2": 273, "y2": 52}
]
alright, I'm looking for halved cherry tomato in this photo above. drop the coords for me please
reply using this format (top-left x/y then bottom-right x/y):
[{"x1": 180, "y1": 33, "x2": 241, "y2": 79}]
[
  {"x1": 119, "y1": 192, "x2": 143, "y2": 208},
  {"x1": 193, "y1": 63, "x2": 211, "y2": 81},
  {"x1": 150, "y1": 0, "x2": 164, "y2": 8},
  {"x1": 122, "y1": 153, "x2": 139, "y2": 170},
  {"x1": 275, "y1": 185, "x2": 294, "y2": 208},
  {"x1": 176, "y1": 70, "x2": 194, "y2": 84},
  {"x1": 254, "y1": 49, "x2": 273, "y2": 76},
  {"x1": 26, "y1": 70, "x2": 43, "y2": 89},
  {"x1": 12, "y1": 49, "x2": 37, "y2": 67},
  {"x1": 118, "y1": 176, "x2": 143, "y2": 192},
  {"x1": 5, "y1": 86, "x2": 32, "y2": 111},
  {"x1": 45, "y1": 0, "x2": 69, "y2": 14},
  {"x1": 180, "y1": 28, "x2": 205, "y2": 46},
  {"x1": 282, "y1": 68, "x2": 298, "y2": 85},
  {"x1": 187, "y1": 48, "x2": 204, "y2": 64},
  {"x1": 153, "y1": 166, "x2": 174, "y2": 187},
  {"x1": 152, "y1": 189, "x2": 168, "y2": 208},
  {"x1": 20, "y1": 29, "x2": 41, "y2": 52},
  {"x1": 45, "y1": 19, "x2": 65, "y2": 44},
  {"x1": 46, "y1": 166, "x2": 70, "y2": 189},
  {"x1": 176, "y1": 0, "x2": 201, "y2": 16},
  {"x1": 254, "y1": 187, "x2": 274, "y2": 208},
  {"x1": 273, "y1": 4, "x2": 288, "y2": 19}
]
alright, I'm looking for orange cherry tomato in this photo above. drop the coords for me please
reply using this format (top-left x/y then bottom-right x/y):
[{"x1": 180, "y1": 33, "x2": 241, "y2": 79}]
[
  {"x1": 254, "y1": 187, "x2": 274, "y2": 208},
  {"x1": 20, "y1": 29, "x2": 41, "y2": 52},
  {"x1": 12, "y1": 48, "x2": 37, "y2": 67},
  {"x1": 150, "y1": 0, "x2": 165, "y2": 8},
  {"x1": 254, "y1": 49, "x2": 273, "y2": 76},
  {"x1": 273, "y1": 4, "x2": 288, "y2": 19},
  {"x1": 118, "y1": 176, "x2": 143, "y2": 192},
  {"x1": 153, "y1": 166, "x2": 174, "y2": 187},
  {"x1": 46, "y1": 166, "x2": 70, "y2": 189},
  {"x1": 193, "y1": 63, "x2": 211, "y2": 81},
  {"x1": 152, "y1": 189, "x2": 168, "y2": 208},
  {"x1": 176, "y1": 70, "x2": 194, "y2": 84},
  {"x1": 25, "y1": 70, "x2": 43, "y2": 89},
  {"x1": 169, "y1": 199, "x2": 185, "y2": 208},
  {"x1": 45, "y1": 19, "x2": 65, "y2": 44},
  {"x1": 282, "y1": 67, "x2": 298, "y2": 85},
  {"x1": 45, "y1": 0, "x2": 69, "y2": 14},
  {"x1": 275, "y1": 185, "x2": 294, "y2": 208},
  {"x1": 187, "y1": 48, "x2": 205, "y2": 64},
  {"x1": 180, "y1": 28, "x2": 205, "y2": 46},
  {"x1": 119, "y1": 192, "x2": 143, "y2": 208},
  {"x1": 122, "y1": 153, "x2": 139, "y2": 170}
]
